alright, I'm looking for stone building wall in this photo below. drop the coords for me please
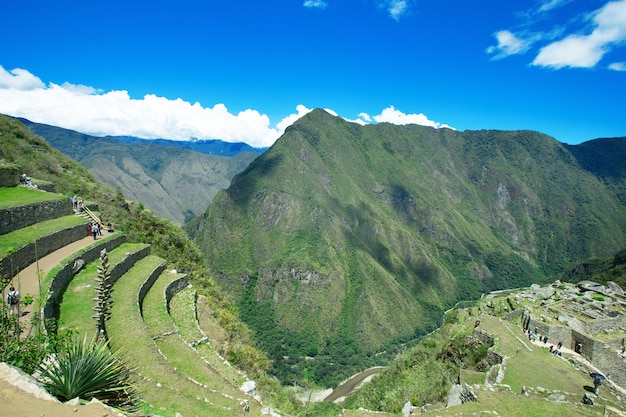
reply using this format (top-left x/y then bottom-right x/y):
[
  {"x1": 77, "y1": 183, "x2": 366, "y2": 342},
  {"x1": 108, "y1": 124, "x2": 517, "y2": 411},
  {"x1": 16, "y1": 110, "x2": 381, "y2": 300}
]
[
  {"x1": 0, "y1": 198, "x2": 73, "y2": 235},
  {"x1": 586, "y1": 316, "x2": 626, "y2": 334},
  {"x1": 592, "y1": 341, "x2": 626, "y2": 388},
  {"x1": 570, "y1": 330, "x2": 596, "y2": 360}
]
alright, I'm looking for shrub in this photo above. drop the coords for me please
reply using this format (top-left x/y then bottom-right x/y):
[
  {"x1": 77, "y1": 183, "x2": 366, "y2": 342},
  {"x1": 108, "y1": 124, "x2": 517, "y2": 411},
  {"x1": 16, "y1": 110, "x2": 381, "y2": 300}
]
[{"x1": 36, "y1": 337, "x2": 138, "y2": 411}]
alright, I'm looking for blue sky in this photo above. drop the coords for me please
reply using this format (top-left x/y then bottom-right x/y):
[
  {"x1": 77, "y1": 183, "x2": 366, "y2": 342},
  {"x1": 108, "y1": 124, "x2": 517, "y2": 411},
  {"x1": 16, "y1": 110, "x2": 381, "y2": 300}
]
[{"x1": 1, "y1": 0, "x2": 625, "y2": 147}]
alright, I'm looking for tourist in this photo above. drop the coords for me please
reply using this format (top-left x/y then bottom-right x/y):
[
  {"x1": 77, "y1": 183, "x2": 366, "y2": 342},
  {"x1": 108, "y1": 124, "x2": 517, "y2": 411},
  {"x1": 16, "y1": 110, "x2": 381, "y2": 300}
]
[{"x1": 6, "y1": 286, "x2": 20, "y2": 316}]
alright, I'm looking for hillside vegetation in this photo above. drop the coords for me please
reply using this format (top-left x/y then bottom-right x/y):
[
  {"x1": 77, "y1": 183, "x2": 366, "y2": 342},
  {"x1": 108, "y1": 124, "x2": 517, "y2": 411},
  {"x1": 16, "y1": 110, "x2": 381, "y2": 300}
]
[
  {"x1": 0, "y1": 113, "x2": 269, "y2": 386},
  {"x1": 189, "y1": 109, "x2": 626, "y2": 387}
]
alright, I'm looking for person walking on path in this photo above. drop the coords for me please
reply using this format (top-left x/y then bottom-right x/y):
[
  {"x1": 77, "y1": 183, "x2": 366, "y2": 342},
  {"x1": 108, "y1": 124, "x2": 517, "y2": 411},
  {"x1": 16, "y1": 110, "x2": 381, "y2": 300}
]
[
  {"x1": 91, "y1": 223, "x2": 99, "y2": 240},
  {"x1": 6, "y1": 286, "x2": 20, "y2": 316}
]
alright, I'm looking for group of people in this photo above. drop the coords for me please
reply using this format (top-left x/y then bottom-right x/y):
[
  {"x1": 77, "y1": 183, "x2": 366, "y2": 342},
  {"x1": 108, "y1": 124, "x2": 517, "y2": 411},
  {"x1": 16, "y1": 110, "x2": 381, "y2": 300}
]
[
  {"x1": 87, "y1": 222, "x2": 102, "y2": 240},
  {"x1": 19, "y1": 173, "x2": 37, "y2": 189},
  {"x1": 71, "y1": 195, "x2": 85, "y2": 212},
  {"x1": 523, "y1": 327, "x2": 564, "y2": 356}
]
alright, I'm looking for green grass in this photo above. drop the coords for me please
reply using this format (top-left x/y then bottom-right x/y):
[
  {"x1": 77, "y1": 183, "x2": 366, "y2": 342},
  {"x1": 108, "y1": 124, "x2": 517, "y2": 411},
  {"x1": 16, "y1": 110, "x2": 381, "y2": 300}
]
[
  {"x1": 170, "y1": 286, "x2": 245, "y2": 386},
  {"x1": 142, "y1": 276, "x2": 249, "y2": 406},
  {"x1": 107, "y1": 255, "x2": 258, "y2": 417},
  {"x1": 141, "y1": 270, "x2": 181, "y2": 338},
  {"x1": 0, "y1": 186, "x2": 66, "y2": 208},
  {"x1": 57, "y1": 243, "x2": 149, "y2": 339},
  {"x1": 0, "y1": 215, "x2": 88, "y2": 258},
  {"x1": 417, "y1": 387, "x2": 606, "y2": 417},
  {"x1": 503, "y1": 349, "x2": 589, "y2": 394}
]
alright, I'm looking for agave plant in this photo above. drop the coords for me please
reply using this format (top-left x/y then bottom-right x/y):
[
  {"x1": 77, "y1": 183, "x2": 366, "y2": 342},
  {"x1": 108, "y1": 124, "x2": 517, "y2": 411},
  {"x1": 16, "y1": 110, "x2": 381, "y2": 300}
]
[{"x1": 36, "y1": 337, "x2": 138, "y2": 410}]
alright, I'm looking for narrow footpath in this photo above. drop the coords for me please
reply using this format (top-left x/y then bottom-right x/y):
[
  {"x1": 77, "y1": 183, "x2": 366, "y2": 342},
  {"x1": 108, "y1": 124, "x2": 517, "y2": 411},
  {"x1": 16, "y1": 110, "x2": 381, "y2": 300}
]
[{"x1": 2, "y1": 232, "x2": 109, "y2": 336}]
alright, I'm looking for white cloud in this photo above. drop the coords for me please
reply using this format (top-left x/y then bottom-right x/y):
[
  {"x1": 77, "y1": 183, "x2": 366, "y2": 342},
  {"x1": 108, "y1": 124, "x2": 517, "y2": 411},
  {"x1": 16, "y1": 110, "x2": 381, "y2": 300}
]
[
  {"x1": 303, "y1": 0, "x2": 327, "y2": 9},
  {"x1": 386, "y1": 0, "x2": 408, "y2": 21},
  {"x1": 0, "y1": 70, "x2": 287, "y2": 148},
  {"x1": 356, "y1": 106, "x2": 454, "y2": 129},
  {"x1": 486, "y1": 30, "x2": 532, "y2": 59},
  {"x1": 532, "y1": 0, "x2": 626, "y2": 69},
  {"x1": 537, "y1": 0, "x2": 573, "y2": 13},
  {"x1": 0, "y1": 67, "x2": 452, "y2": 148},
  {"x1": 0, "y1": 66, "x2": 45, "y2": 90},
  {"x1": 275, "y1": 104, "x2": 314, "y2": 133},
  {"x1": 608, "y1": 61, "x2": 626, "y2": 70}
]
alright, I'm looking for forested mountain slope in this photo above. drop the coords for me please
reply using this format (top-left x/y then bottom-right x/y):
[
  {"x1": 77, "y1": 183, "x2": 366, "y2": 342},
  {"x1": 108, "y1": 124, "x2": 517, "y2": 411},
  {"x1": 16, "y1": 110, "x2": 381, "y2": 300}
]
[{"x1": 189, "y1": 109, "x2": 626, "y2": 386}]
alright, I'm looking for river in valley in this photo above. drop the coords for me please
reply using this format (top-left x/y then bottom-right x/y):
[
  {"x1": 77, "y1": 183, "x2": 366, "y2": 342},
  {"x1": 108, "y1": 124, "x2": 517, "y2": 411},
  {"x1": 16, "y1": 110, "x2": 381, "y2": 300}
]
[{"x1": 323, "y1": 366, "x2": 385, "y2": 402}]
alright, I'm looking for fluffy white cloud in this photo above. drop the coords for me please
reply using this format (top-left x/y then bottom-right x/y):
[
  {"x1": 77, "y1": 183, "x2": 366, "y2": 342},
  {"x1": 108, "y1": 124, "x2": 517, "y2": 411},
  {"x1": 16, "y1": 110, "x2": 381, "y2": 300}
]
[
  {"x1": 532, "y1": 0, "x2": 626, "y2": 69},
  {"x1": 0, "y1": 67, "x2": 451, "y2": 148},
  {"x1": 356, "y1": 106, "x2": 453, "y2": 129},
  {"x1": 0, "y1": 66, "x2": 45, "y2": 90},
  {"x1": 303, "y1": 0, "x2": 327, "y2": 9},
  {"x1": 608, "y1": 61, "x2": 626, "y2": 70},
  {"x1": 0, "y1": 67, "x2": 294, "y2": 148},
  {"x1": 486, "y1": 30, "x2": 532, "y2": 59}
]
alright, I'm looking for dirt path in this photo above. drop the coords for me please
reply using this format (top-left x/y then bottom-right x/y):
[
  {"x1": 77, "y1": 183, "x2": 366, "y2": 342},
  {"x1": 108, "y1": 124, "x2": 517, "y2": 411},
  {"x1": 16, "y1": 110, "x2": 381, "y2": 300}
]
[
  {"x1": 1, "y1": 229, "x2": 122, "y2": 416},
  {"x1": 2, "y1": 232, "x2": 109, "y2": 335}
]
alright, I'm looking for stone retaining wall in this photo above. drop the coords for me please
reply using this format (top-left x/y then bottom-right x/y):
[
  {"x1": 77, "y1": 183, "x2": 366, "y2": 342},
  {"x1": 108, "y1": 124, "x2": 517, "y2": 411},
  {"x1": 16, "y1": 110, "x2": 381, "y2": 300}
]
[
  {"x1": 0, "y1": 223, "x2": 89, "y2": 281},
  {"x1": 137, "y1": 261, "x2": 168, "y2": 313},
  {"x1": 165, "y1": 275, "x2": 190, "y2": 313},
  {"x1": 0, "y1": 165, "x2": 20, "y2": 187},
  {"x1": 0, "y1": 198, "x2": 73, "y2": 235},
  {"x1": 42, "y1": 234, "x2": 129, "y2": 329}
]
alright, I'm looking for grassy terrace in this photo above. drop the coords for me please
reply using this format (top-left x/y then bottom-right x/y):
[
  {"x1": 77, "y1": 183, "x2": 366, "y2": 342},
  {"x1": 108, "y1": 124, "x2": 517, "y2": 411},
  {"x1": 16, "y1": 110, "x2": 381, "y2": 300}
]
[
  {"x1": 107, "y1": 255, "x2": 255, "y2": 417},
  {"x1": 169, "y1": 286, "x2": 245, "y2": 386},
  {"x1": 0, "y1": 186, "x2": 66, "y2": 208},
  {"x1": 141, "y1": 271, "x2": 255, "y2": 414},
  {"x1": 141, "y1": 269, "x2": 183, "y2": 337},
  {"x1": 0, "y1": 215, "x2": 87, "y2": 258},
  {"x1": 57, "y1": 242, "x2": 149, "y2": 338}
]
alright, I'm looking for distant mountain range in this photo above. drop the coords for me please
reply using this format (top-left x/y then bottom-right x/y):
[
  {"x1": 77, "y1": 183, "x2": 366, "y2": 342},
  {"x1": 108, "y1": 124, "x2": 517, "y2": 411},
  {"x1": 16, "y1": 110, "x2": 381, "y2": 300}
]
[
  {"x1": 15, "y1": 117, "x2": 262, "y2": 224},
  {"x1": 104, "y1": 135, "x2": 268, "y2": 156},
  {"x1": 187, "y1": 109, "x2": 626, "y2": 385}
]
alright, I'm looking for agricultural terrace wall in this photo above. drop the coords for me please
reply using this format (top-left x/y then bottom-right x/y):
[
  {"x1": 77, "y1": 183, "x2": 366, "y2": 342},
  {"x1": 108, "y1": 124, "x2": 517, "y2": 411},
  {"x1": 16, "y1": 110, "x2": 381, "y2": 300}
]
[
  {"x1": 165, "y1": 275, "x2": 189, "y2": 313},
  {"x1": 137, "y1": 261, "x2": 167, "y2": 315},
  {"x1": 0, "y1": 198, "x2": 73, "y2": 235},
  {"x1": 0, "y1": 165, "x2": 20, "y2": 187},
  {"x1": 0, "y1": 223, "x2": 88, "y2": 281},
  {"x1": 43, "y1": 234, "x2": 130, "y2": 328}
]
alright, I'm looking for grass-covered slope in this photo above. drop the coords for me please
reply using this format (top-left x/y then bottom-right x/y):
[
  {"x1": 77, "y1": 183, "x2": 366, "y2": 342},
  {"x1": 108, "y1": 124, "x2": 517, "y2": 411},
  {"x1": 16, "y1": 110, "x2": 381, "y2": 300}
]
[{"x1": 189, "y1": 109, "x2": 626, "y2": 386}]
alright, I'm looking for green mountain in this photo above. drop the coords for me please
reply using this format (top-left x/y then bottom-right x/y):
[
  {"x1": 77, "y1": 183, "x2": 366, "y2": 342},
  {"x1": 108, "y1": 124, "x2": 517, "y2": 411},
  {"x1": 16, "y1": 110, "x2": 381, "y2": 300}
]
[
  {"x1": 559, "y1": 248, "x2": 626, "y2": 287},
  {"x1": 16, "y1": 117, "x2": 260, "y2": 225},
  {"x1": 188, "y1": 109, "x2": 626, "y2": 386}
]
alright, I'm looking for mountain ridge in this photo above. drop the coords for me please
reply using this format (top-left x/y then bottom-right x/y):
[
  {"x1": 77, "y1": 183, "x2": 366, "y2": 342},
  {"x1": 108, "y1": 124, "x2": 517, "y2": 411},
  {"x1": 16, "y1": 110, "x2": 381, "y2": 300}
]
[
  {"x1": 14, "y1": 117, "x2": 261, "y2": 225},
  {"x1": 189, "y1": 108, "x2": 626, "y2": 386}
]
